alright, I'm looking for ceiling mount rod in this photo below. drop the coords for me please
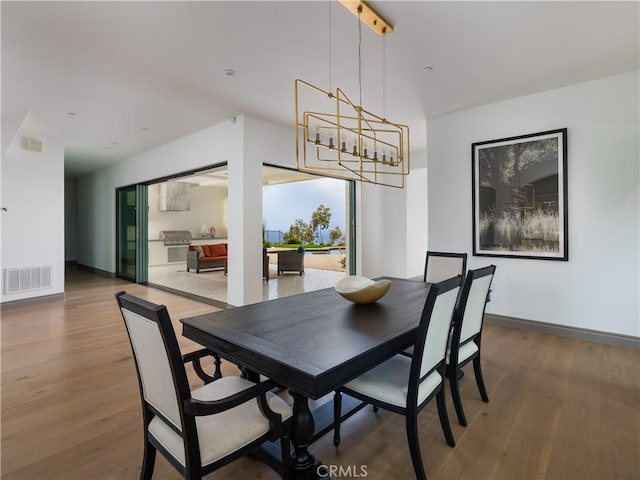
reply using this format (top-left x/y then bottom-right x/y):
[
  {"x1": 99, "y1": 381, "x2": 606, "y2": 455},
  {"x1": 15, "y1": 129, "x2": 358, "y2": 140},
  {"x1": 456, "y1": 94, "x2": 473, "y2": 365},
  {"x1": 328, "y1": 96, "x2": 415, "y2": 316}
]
[{"x1": 338, "y1": 0, "x2": 393, "y2": 36}]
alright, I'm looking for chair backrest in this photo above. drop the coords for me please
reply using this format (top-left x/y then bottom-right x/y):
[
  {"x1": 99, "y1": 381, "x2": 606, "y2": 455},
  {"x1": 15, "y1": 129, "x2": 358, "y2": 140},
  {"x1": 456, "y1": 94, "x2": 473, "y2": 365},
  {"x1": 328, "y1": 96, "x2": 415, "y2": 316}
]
[
  {"x1": 423, "y1": 251, "x2": 467, "y2": 283},
  {"x1": 116, "y1": 292, "x2": 190, "y2": 432},
  {"x1": 453, "y1": 265, "x2": 496, "y2": 349},
  {"x1": 411, "y1": 276, "x2": 462, "y2": 383}
]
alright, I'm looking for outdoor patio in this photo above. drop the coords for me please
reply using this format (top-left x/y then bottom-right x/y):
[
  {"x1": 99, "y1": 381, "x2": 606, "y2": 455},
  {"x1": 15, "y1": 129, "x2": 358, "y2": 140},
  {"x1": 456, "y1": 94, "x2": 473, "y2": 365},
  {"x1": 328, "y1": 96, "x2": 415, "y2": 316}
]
[{"x1": 148, "y1": 252, "x2": 346, "y2": 306}]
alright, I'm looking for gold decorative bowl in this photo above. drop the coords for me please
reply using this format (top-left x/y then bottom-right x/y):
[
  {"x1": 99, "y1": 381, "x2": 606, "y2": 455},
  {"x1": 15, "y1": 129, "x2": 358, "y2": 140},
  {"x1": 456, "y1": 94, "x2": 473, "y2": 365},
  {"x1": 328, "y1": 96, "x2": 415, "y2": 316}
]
[{"x1": 335, "y1": 276, "x2": 391, "y2": 304}]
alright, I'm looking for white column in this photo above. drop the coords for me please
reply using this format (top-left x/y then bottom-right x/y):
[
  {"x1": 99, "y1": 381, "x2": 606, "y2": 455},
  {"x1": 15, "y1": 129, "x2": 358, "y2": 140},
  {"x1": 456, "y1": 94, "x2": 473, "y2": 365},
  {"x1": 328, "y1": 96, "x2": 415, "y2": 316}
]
[{"x1": 227, "y1": 116, "x2": 263, "y2": 306}]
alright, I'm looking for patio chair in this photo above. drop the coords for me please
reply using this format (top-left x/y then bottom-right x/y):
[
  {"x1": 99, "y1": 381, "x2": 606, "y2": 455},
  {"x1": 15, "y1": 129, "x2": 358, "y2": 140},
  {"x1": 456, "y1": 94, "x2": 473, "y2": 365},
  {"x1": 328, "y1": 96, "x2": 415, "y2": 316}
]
[{"x1": 277, "y1": 250, "x2": 304, "y2": 276}]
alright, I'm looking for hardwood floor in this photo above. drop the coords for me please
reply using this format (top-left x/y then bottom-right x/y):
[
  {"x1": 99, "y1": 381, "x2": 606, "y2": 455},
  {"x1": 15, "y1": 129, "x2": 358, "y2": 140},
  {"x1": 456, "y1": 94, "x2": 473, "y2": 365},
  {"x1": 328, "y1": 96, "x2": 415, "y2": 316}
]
[{"x1": 2, "y1": 266, "x2": 639, "y2": 479}]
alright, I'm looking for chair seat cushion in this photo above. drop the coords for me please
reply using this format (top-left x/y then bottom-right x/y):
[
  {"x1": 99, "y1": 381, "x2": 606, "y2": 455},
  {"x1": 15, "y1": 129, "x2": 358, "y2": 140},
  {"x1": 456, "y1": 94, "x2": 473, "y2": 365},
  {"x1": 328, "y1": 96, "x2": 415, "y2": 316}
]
[
  {"x1": 446, "y1": 341, "x2": 478, "y2": 366},
  {"x1": 343, "y1": 354, "x2": 442, "y2": 408},
  {"x1": 148, "y1": 376, "x2": 292, "y2": 468}
]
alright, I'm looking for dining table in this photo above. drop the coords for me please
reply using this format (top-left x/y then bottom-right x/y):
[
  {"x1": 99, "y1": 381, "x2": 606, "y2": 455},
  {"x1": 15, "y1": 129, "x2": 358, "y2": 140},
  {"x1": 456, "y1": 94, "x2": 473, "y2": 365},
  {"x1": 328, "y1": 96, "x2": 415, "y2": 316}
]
[{"x1": 180, "y1": 276, "x2": 430, "y2": 480}]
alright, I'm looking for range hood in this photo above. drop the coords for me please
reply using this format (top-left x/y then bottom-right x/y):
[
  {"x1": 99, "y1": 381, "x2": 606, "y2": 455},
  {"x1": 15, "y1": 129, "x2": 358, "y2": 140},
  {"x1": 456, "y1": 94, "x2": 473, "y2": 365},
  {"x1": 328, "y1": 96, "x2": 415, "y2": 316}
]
[{"x1": 159, "y1": 182, "x2": 190, "y2": 211}]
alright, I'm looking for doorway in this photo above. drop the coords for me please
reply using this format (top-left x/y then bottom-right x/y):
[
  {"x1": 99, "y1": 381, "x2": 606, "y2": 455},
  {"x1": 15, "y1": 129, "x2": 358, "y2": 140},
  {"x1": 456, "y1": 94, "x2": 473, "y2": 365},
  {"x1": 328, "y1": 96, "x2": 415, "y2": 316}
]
[{"x1": 142, "y1": 165, "x2": 354, "y2": 305}]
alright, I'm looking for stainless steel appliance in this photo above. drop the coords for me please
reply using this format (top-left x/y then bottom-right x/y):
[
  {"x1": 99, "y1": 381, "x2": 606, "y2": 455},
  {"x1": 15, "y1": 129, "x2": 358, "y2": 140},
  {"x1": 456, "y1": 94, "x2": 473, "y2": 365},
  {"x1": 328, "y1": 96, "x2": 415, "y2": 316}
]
[{"x1": 159, "y1": 231, "x2": 192, "y2": 262}]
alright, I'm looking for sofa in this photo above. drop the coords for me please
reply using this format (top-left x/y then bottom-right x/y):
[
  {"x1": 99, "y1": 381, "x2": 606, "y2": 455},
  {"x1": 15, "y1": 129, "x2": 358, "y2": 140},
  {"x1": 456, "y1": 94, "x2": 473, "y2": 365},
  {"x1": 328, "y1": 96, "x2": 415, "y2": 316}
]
[{"x1": 187, "y1": 243, "x2": 228, "y2": 273}]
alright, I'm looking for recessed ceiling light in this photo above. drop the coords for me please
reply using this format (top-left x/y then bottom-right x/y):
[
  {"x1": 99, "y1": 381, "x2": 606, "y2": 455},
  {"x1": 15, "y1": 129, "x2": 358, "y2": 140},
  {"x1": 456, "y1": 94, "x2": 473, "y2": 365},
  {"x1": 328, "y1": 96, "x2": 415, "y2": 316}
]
[
  {"x1": 224, "y1": 69, "x2": 236, "y2": 76},
  {"x1": 423, "y1": 66, "x2": 434, "y2": 72}
]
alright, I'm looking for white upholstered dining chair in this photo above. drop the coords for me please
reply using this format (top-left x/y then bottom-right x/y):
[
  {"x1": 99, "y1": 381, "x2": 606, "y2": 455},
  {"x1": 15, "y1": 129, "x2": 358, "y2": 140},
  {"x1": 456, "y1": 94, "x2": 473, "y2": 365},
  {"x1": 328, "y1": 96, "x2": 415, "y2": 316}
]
[
  {"x1": 446, "y1": 265, "x2": 496, "y2": 426},
  {"x1": 401, "y1": 251, "x2": 467, "y2": 357},
  {"x1": 423, "y1": 251, "x2": 468, "y2": 283},
  {"x1": 332, "y1": 276, "x2": 462, "y2": 480},
  {"x1": 115, "y1": 291, "x2": 292, "y2": 480}
]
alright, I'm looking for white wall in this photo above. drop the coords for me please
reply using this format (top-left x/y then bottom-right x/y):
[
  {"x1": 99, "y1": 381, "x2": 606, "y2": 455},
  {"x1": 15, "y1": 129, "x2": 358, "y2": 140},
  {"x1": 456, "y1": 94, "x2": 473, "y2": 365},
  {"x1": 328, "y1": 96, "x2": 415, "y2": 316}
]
[
  {"x1": 405, "y1": 165, "x2": 428, "y2": 278},
  {"x1": 427, "y1": 71, "x2": 639, "y2": 337},
  {"x1": 1, "y1": 128, "x2": 65, "y2": 301},
  {"x1": 393, "y1": 148, "x2": 429, "y2": 279},
  {"x1": 359, "y1": 148, "x2": 428, "y2": 280},
  {"x1": 358, "y1": 182, "x2": 386, "y2": 278}
]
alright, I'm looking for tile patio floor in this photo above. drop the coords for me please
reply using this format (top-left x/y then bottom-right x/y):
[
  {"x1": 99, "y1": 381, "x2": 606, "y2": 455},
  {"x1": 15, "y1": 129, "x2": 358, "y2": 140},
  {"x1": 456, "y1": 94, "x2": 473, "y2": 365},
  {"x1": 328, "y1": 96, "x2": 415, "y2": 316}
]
[{"x1": 148, "y1": 257, "x2": 346, "y2": 306}]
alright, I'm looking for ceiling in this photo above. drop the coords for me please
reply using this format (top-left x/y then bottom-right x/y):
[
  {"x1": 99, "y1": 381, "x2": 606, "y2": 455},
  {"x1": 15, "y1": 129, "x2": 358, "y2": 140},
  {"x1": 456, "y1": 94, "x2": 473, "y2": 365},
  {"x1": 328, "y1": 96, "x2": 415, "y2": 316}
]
[{"x1": 2, "y1": 1, "x2": 638, "y2": 179}]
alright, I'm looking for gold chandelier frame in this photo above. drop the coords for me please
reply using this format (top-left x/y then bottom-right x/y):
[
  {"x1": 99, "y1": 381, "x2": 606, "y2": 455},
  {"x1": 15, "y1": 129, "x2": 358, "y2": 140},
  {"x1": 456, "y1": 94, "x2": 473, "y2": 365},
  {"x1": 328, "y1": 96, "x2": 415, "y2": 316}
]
[{"x1": 295, "y1": 79, "x2": 410, "y2": 188}]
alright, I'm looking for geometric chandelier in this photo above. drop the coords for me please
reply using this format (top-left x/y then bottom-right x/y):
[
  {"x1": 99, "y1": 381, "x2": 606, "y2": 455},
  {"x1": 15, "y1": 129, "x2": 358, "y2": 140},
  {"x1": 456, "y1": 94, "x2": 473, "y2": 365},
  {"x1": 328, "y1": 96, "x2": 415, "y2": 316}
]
[{"x1": 295, "y1": 1, "x2": 410, "y2": 188}]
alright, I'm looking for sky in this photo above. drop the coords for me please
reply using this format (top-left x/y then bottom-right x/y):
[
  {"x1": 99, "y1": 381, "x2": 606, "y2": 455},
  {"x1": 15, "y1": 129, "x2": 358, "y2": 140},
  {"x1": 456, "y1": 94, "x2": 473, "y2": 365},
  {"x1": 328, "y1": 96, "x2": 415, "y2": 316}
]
[{"x1": 263, "y1": 177, "x2": 346, "y2": 242}]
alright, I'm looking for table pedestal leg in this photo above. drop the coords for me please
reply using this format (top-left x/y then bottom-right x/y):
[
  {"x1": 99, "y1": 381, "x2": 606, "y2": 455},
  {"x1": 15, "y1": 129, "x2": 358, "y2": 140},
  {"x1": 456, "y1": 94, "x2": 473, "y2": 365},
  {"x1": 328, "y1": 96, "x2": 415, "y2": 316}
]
[{"x1": 290, "y1": 391, "x2": 321, "y2": 480}]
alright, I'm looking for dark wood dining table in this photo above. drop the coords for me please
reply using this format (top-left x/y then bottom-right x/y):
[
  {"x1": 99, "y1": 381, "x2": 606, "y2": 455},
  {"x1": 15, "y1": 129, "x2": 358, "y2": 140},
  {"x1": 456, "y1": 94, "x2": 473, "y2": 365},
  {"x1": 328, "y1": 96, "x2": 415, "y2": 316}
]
[{"x1": 181, "y1": 277, "x2": 430, "y2": 480}]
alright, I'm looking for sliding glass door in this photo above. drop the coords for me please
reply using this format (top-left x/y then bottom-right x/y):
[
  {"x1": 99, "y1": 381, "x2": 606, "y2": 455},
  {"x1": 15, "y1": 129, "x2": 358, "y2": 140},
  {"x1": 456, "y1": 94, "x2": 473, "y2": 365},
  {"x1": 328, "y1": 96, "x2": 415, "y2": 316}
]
[
  {"x1": 348, "y1": 180, "x2": 356, "y2": 275},
  {"x1": 116, "y1": 184, "x2": 148, "y2": 283}
]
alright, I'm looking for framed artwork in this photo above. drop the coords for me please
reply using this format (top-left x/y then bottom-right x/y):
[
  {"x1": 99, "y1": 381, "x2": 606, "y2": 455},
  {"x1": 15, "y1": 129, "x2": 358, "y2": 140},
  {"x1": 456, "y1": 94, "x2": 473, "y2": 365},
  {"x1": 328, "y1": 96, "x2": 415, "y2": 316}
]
[{"x1": 472, "y1": 128, "x2": 568, "y2": 260}]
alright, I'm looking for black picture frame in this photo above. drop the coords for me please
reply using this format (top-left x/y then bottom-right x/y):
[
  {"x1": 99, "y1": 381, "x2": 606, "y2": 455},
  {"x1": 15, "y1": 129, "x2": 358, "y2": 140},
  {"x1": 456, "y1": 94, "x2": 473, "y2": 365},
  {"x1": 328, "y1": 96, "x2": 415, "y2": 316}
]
[{"x1": 472, "y1": 128, "x2": 568, "y2": 260}]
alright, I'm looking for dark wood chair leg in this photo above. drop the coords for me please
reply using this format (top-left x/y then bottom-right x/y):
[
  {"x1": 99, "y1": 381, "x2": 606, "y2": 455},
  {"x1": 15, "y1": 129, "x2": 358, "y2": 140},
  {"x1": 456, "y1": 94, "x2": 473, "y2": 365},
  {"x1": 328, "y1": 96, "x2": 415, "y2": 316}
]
[
  {"x1": 473, "y1": 356, "x2": 489, "y2": 402},
  {"x1": 185, "y1": 464, "x2": 201, "y2": 480},
  {"x1": 436, "y1": 389, "x2": 456, "y2": 447},
  {"x1": 281, "y1": 431, "x2": 291, "y2": 480},
  {"x1": 213, "y1": 353, "x2": 222, "y2": 380},
  {"x1": 140, "y1": 439, "x2": 156, "y2": 480},
  {"x1": 449, "y1": 365, "x2": 468, "y2": 427},
  {"x1": 405, "y1": 414, "x2": 427, "y2": 480},
  {"x1": 333, "y1": 391, "x2": 342, "y2": 447}
]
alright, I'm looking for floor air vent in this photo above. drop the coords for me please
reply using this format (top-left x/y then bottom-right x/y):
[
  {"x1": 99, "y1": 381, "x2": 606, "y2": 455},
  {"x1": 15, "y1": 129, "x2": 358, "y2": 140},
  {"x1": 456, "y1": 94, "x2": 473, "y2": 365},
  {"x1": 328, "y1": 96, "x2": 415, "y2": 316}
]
[{"x1": 4, "y1": 265, "x2": 52, "y2": 294}]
